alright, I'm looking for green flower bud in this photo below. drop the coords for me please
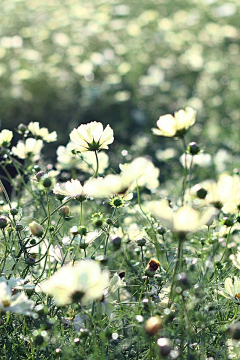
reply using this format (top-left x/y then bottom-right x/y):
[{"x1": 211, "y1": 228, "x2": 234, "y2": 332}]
[
  {"x1": 0, "y1": 217, "x2": 7, "y2": 229},
  {"x1": 187, "y1": 141, "x2": 200, "y2": 155},
  {"x1": 10, "y1": 208, "x2": 18, "y2": 216}
]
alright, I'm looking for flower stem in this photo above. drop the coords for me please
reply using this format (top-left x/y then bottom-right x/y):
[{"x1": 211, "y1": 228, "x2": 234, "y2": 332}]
[
  {"x1": 181, "y1": 137, "x2": 188, "y2": 206},
  {"x1": 93, "y1": 150, "x2": 99, "y2": 178}
]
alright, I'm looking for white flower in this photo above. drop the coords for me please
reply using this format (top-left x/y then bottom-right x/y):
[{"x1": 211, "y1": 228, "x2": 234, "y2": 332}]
[
  {"x1": 101, "y1": 273, "x2": 125, "y2": 316},
  {"x1": 202, "y1": 173, "x2": 240, "y2": 213},
  {"x1": 152, "y1": 107, "x2": 196, "y2": 137},
  {"x1": 70, "y1": 121, "x2": 114, "y2": 152},
  {"x1": 28, "y1": 122, "x2": 57, "y2": 142},
  {"x1": 179, "y1": 152, "x2": 212, "y2": 169},
  {"x1": 0, "y1": 129, "x2": 13, "y2": 147},
  {"x1": 56, "y1": 143, "x2": 109, "y2": 174},
  {"x1": 0, "y1": 276, "x2": 35, "y2": 291},
  {"x1": 84, "y1": 157, "x2": 158, "y2": 198},
  {"x1": 0, "y1": 282, "x2": 35, "y2": 316},
  {"x1": 147, "y1": 199, "x2": 216, "y2": 234},
  {"x1": 39, "y1": 259, "x2": 109, "y2": 306},
  {"x1": 218, "y1": 277, "x2": 240, "y2": 304},
  {"x1": 12, "y1": 138, "x2": 43, "y2": 160},
  {"x1": 53, "y1": 179, "x2": 87, "y2": 201}
]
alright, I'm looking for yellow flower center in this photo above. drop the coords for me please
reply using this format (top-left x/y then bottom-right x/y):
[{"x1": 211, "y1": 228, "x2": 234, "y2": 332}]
[{"x1": 235, "y1": 293, "x2": 240, "y2": 300}]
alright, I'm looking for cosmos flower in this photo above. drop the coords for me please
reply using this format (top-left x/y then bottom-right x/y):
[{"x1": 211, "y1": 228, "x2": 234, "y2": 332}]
[
  {"x1": 28, "y1": 122, "x2": 57, "y2": 142},
  {"x1": 53, "y1": 179, "x2": 88, "y2": 201},
  {"x1": 69, "y1": 121, "x2": 114, "y2": 152},
  {"x1": 12, "y1": 138, "x2": 43, "y2": 160},
  {"x1": 56, "y1": 142, "x2": 109, "y2": 174},
  {"x1": 147, "y1": 199, "x2": 216, "y2": 235},
  {"x1": 0, "y1": 282, "x2": 35, "y2": 316},
  {"x1": 84, "y1": 157, "x2": 158, "y2": 198},
  {"x1": 218, "y1": 277, "x2": 240, "y2": 304},
  {"x1": 201, "y1": 173, "x2": 240, "y2": 213},
  {"x1": 0, "y1": 129, "x2": 13, "y2": 147},
  {"x1": 39, "y1": 259, "x2": 109, "y2": 306},
  {"x1": 152, "y1": 107, "x2": 196, "y2": 138}
]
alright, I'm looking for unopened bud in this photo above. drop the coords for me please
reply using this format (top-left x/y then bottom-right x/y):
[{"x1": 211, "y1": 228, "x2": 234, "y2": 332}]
[
  {"x1": 111, "y1": 236, "x2": 122, "y2": 250},
  {"x1": 145, "y1": 316, "x2": 163, "y2": 336},
  {"x1": 157, "y1": 337, "x2": 173, "y2": 357},
  {"x1": 58, "y1": 206, "x2": 70, "y2": 218},
  {"x1": 145, "y1": 258, "x2": 160, "y2": 277},
  {"x1": 29, "y1": 221, "x2": 44, "y2": 237},
  {"x1": 137, "y1": 238, "x2": 147, "y2": 247},
  {"x1": 0, "y1": 217, "x2": 7, "y2": 229},
  {"x1": 18, "y1": 123, "x2": 28, "y2": 134},
  {"x1": 187, "y1": 142, "x2": 200, "y2": 155}
]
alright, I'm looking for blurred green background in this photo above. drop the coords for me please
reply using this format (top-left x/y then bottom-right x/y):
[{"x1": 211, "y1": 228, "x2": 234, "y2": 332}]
[{"x1": 1, "y1": 0, "x2": 240, "y2": 170}]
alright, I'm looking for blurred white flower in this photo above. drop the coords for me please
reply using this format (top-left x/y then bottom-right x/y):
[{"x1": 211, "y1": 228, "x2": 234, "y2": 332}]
[
  {"x1": 101, "y1": 273, "x2": 125, "y2": 316},
  {"x1": 56, "y1": 143, "x2": 109, "y2": 174},
  {"x1": 84, "y1": 157, "x2": 158, "y2": 198},
  {"x1": 0, "y1": 282, "x2": 35, "y2": 316},
  {"x1": 0, "y1": 129, "x2": 13, "y2": 147},
  {"x1": 53, "y1": 179, "x2": 88, "y2": 201},
  {"x1": 218, "y1": 277, "x2": 240, "y2": 304},
  {"x1": 0, "y1": 276, "x2": 35, "y2": 291},
  {"x1": 70, "y1": 121, "x2": 114, "y2": 152},
  {"x1": 179, "y1": 152, "x2": 212, "y2": 168},
  {"x1": 12, "y1": 138, "x2": 43, "y2": 160},
  {"x1": 39, "y1": 259, "x2": 109, "y2": 306},
  {"x1": 202, "y1": 173, "x2": 240, "y2": 213},
  {"x1": 28, "y1": 122, "x2": 57, "y2": 142},
  {"x1": 147, "y1": 199, "x2": 216, "y2": 234},
  {"x1": 152, "y1": 107, "x2": 196, "y2": 137}
]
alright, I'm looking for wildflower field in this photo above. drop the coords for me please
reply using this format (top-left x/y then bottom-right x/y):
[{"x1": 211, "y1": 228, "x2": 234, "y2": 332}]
[{"x1": 1, "y1": 1, "x2": 240, "y2": 359}]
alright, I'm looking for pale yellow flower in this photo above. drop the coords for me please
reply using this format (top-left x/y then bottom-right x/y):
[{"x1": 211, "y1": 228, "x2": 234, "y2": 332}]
[
  {"x1": 56, "y1": 143, "x2": 109, "y2": 174},
  {"x1": 39, "y1": 259, "x2": 109, "y2": 306},
  {"x1": 218, "y1": 277, "x2": 240, "y2": 304},
  {"x1": 12, "y1": 138, "x2": 43, "y2": 160},
  {"x1": 84, "y1": 157, "x2": 157, "y2": 198},
  {"x1": 152, "y1": 107, "x2": 196, "y2": 137},
  {"x1": 147, "y1": 199, "x2": 216, "y2": 234},
  {"x1": 0, "y1": 282, "x2": 35, "y2": 316},
  {"x1": 70, "y1": 121, "x2": 114, "y2": 152},
  {"x1": 28, "y1": 122, "x2": 57, "y2": 142},
  {"x1": 53, "y1": 179, "x2": 87, "y2": 201},
  {"x1": 0, "y1": 129, "x2": 13, "y2": 147},
  {"x1": 202, "y1": 173, "x2": 240, "y2": 213}
]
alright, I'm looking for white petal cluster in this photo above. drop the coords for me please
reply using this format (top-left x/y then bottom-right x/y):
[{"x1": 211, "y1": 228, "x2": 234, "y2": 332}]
[
  {"x1": 28, "y1": 122, "x2": 57, "y2": 142},
  {"x1": 70, "y1": 121, "x2": 114, "y2": 152},
  {"x1": 84, "y1": 157, "x2": 158, "y2": 198},
  {"x1": 56, "y1": 142, "x2": 109, "y2": 174},
  {"x1": 152, "y1": 107, "x2": 196, "y2": 137},
  {"x1": 39, "y1": 259, "x2": 109, "y2": 306},
  {"x1": 12, "y1": 138, "x2": 43, "y2": 160},
  {"x1": 218, "y1": 277, "x2": 240, "y2": 304},
  {"x1": 53, "y1": 179, "x2": 87, "y2": 200},
  {"x1": 0, "y1": 129, "x2": 13, "y2": 147},
  {"x1": 0, "y1": 281, "x2": 35, "y2": 316},
  {"x1": 147, "y1": 199, "x2": 216, "y2": 234},
  {"x1": 202, "y1": 173, "x2": 240, "y2": 213}
]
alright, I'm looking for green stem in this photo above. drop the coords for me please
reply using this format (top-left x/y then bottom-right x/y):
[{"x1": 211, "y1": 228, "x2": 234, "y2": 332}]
[
  {"x1": 181, "y1": 137, "x2": 188, "y2": 206},
  {"x1": 93, "y1": 150, "x2": 99, "y2": 178}
]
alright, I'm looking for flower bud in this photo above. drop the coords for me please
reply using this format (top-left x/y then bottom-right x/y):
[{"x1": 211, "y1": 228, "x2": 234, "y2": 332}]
[
  {"x1": 42, "y1": 176, "x2": 52, "y2": 188},
  {"x1": 111, "y1": 236, "x2": 122, "y2": 250},
  {"x1": 223, "y1": 216, "x2": 234, "y2": 227},
  {"x1": 16, "y1": 223, "x2": 24, "y2": 231},
  {"x1": 29, "y1": 221, "x2": 44, "y2": 237},
  {"x1": 157, "y1": 226, "x2": 166, "y2": 235},
  {"x1": 10, "y1": 208, "x2": 18, "y2": 216},
  {"x1": 145, "y1": 258, "x2": 160, "y2": 277},
  {"x1": 145, "y1": 316, "x2": 163, "y2": 336},
  {"x1": 137, "y1": 238, "x2": 147, "y2": 247},
  {"x1": 0, "y1": 216, "x2": 7, "y2": 229},
  {"x1": 26, "y1": 257, "x2": 35, "y2": 266},
  {"x1": 17, "y1": 123, "x2": 28, "y2": 134},
  {"x1": 157, "y1": 337, "x2": 173, "y2": 357},
  {"x1": 187, "y1": 141, "x2": 200, "y2": 155},
  {"x1": 58, "y1": 206, "x2": 70, "y2": 218}
]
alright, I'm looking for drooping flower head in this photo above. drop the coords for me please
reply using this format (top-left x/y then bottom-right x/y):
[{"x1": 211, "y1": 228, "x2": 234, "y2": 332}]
[
  {"x1": 39, "y1": 259, "x2": 109, "y2": 306},
  {"x1": 70, "y1": 121, "x2": 114, "y2": 152},
  {"x1": 152, "y1": 107, "x2": 196, "y2": 138}
]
